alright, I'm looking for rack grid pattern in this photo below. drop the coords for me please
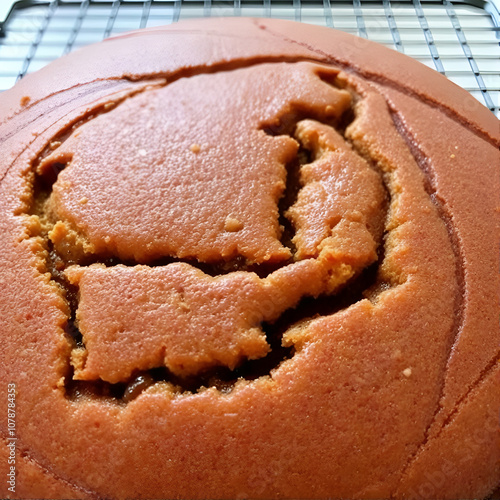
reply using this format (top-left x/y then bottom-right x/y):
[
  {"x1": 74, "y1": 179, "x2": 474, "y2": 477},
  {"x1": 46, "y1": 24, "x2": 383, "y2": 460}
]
[{"x1": 0, "y1": 0, "x2": 498, "y2": 115}]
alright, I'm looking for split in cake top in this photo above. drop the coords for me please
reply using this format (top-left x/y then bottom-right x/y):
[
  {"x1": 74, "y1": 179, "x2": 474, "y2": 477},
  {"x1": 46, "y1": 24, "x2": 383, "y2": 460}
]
[{"x1": 36, "y1": 62, "x2": 386, "y2": 385}]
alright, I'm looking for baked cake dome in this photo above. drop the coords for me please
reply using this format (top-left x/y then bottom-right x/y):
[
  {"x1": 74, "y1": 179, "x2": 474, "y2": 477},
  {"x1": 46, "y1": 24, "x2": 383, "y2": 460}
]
[{"x1": 0, "y1": 18, "x2": 498, "y2": 499}]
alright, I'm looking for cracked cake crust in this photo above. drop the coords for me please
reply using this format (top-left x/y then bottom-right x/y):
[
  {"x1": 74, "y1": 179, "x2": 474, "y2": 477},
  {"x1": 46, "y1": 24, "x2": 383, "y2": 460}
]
[{"x1": 0, "y1": 17, "x2": 498, "y2": 500}]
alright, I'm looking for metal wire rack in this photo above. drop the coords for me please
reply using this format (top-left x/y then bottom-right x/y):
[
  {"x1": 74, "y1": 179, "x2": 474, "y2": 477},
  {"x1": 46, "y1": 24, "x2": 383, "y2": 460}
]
[{"x1": 0, "y1": 0, "x2": 498, "y2": 116}]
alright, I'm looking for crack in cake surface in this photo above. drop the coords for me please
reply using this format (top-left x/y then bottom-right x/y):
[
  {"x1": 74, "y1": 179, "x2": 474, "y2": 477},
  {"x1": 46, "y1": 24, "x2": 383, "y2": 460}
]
[
  {"x1": 387, "y1": 110, "x2": 468, "y2": 484},
  {"x1": 28, "y1": 61, "x2": 390, "y2": 401}
]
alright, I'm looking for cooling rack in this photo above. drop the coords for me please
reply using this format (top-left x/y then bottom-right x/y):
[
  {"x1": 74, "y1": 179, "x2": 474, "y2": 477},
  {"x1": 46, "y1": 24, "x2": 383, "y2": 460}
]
[{"x1": 0, "y1": 0, "x2": 498, "y2": 116}]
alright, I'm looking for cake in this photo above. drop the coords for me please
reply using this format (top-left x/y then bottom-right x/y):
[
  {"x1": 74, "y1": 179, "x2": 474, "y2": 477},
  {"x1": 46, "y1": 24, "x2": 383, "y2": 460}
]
[{"x1": 0, "y1": 17, "x2": 498, "y2": 499}]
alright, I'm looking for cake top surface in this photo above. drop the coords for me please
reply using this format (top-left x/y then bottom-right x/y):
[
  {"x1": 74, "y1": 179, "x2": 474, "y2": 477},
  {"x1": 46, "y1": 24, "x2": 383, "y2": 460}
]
[{"x1": 0, "y1": 17, "x2": 498, "y2": 500}]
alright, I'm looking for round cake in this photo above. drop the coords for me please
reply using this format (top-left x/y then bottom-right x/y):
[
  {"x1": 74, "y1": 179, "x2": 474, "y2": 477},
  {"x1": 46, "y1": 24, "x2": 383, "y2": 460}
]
[{"x1": 0, "y1": 17, "x2": 498, "y2": 500}]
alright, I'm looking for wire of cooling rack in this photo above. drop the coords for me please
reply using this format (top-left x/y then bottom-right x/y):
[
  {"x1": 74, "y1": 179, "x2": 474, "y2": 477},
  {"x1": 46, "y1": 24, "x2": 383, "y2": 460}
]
[
  {"x1": 413, "y1": 0, "x2": 447, "y2": 73},
  {"x1": 444, "y1": 0, "x2": 496, "y2": 110},
  {"x1": 63, "y1": 0, "x2": 89, "y2": 54},
  {"x1": 0, "y1": 0, "x2": 498, "y2": 116},
  {"x1": 352, "y1": 0, "x2": 369, "y2": 37},
  {"x1": 383, "y1": 0, "x2": 405, "y2": 52},
  {"x1": 323, "y1": 0, "x2": 334, "y2": 27},
  {"x1": 103, "y1": 0, "x2": 121, "y2": 36}
]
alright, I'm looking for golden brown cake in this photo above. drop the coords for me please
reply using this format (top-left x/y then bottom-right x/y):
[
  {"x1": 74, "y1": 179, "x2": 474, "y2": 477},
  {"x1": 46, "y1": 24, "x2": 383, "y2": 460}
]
[{"x1": 0, "y1": 18, "x2": 498, "y2": 500}]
